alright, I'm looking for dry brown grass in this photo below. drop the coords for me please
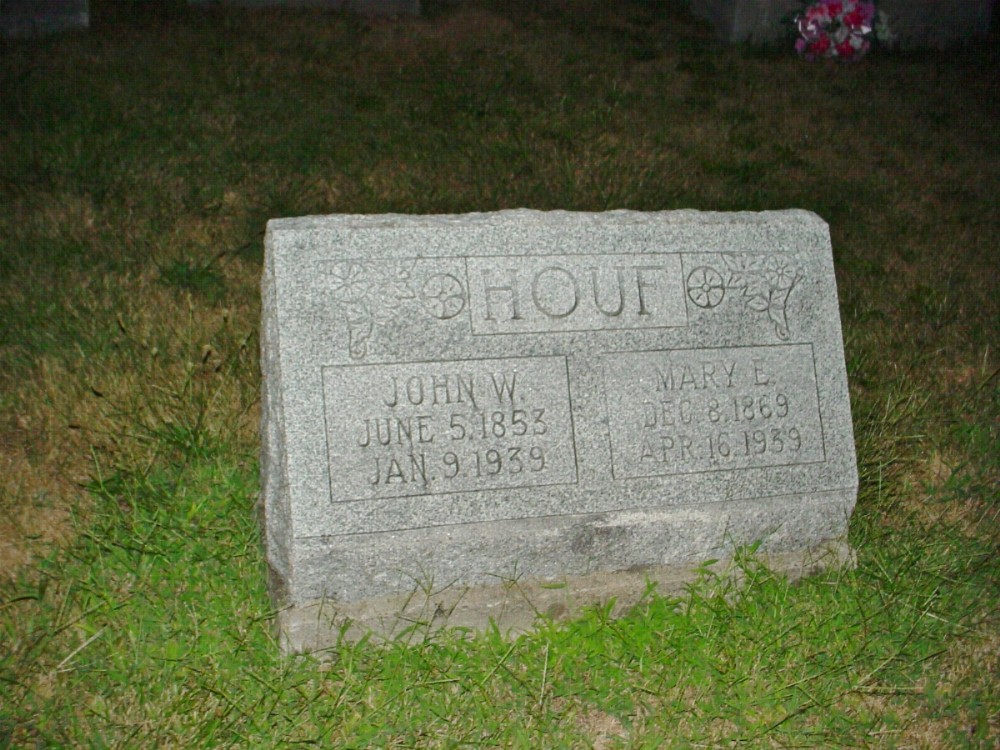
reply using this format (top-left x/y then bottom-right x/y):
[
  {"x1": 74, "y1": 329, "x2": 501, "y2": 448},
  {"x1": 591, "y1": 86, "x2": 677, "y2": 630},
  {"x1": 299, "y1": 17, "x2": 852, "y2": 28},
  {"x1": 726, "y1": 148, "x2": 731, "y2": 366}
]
[
  {"x1": 0, "y1": 258, "x2": 259, "y2": 580},
  {"x1": 850, "y1": 628, "x2": 1000, "y2": 749},
  {"x1": 0, "y1": 411, "x2": 78, "y2": 580}
]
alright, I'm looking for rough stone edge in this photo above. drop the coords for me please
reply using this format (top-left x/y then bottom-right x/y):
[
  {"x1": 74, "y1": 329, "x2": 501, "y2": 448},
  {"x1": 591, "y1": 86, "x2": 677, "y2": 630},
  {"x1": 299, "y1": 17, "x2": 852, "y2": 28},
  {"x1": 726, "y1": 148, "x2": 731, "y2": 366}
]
[
  {"x1": 277, "y1": 540, "x2": 855, "y2": 654},
  {"x1": 259, "y1": 222, "x2": 294, "y2": 597},
  {"x1": 265, "y1": 207, "x2": 826, "y2": 234}
]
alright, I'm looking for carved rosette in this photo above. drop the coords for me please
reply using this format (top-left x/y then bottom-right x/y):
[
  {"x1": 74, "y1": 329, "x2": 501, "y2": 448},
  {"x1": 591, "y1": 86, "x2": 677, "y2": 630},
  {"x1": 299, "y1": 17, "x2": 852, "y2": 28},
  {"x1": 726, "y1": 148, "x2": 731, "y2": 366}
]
[
  {"x1": 420, "y1": 273, "x2": 467, "y2": 320},
  {"x1": 328, "y1": 261, "x2": 467, "y2": 359},
  {"x1": 686, "y1": 253, "x2": 804, "y2": 340}
]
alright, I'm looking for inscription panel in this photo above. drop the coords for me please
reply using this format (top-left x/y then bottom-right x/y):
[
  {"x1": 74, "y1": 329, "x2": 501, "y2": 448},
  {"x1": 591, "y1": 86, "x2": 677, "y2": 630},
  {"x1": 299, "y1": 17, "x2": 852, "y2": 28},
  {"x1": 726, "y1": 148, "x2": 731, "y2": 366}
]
[
  {"x1": 466, "y1": 254, "x2": 687, "y2": 335},
  {"x1": 603, "y1": 344, "x2": 826, "y2": 479},
  {"x1": 322, "y1": 356, "x2": 578, "y2": 501}
]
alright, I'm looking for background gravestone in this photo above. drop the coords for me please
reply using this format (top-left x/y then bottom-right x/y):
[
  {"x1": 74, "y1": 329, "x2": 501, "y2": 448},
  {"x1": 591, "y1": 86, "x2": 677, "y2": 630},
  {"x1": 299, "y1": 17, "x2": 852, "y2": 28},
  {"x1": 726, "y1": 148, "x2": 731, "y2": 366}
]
[
  {"x1": 261, "y1": 209, "x2": 858, "y2": 652},
  {"x1": 1, "y1": 0, "x2": 88, "y2": 37},
  {"x1": 689, "y1": 0, "x2": 994, "y2": 48},
  {"x1": 186, "y1": 0, "x2": 420, "y2": 14}
]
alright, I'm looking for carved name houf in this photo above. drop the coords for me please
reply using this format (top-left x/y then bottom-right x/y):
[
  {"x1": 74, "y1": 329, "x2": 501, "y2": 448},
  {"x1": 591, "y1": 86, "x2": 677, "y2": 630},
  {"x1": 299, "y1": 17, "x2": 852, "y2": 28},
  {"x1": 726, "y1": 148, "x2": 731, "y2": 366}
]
[{"x1": 467, "y1": 254, "x2": 687, "y2": 333}]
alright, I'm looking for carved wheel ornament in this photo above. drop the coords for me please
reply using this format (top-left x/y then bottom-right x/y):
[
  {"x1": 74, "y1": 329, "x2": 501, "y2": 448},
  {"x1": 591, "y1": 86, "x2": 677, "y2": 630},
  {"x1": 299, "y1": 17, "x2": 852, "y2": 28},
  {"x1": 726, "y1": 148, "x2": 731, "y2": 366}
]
[
  {"x1": 686, "y1": 266, "x2": 726, "y2": 309},
  {"x1": 420, "y1": 274, "x2": 466, "y2": 319}
]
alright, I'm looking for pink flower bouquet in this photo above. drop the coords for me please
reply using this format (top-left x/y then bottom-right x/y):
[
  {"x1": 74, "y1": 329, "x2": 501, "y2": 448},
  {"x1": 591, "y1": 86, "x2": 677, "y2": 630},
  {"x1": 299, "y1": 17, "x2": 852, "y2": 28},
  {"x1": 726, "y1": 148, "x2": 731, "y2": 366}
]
[{"x1": 794, "y1": 0, "x2": 886, "y2": 61}]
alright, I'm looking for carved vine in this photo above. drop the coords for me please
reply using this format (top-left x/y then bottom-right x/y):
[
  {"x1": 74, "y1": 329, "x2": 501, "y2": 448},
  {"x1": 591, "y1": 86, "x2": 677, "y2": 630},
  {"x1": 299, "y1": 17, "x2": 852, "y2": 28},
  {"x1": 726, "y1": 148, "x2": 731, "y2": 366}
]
[
  {"x1": 328, "y1": 260, "x2": 467, "y2": 359},
  {"x1": 686, "y1": 253, "x2": 805, "y2": 340}
]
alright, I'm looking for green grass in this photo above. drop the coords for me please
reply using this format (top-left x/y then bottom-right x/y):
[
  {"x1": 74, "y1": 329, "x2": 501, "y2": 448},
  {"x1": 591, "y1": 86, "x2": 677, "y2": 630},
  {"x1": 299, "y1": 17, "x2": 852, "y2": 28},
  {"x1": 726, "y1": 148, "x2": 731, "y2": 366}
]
[
  {"x1": 1, "y1": 1, "x2": 998, "y2": 746},
  {"x1": 3, "y1": 458, "x2": 995, "y2": 746}
]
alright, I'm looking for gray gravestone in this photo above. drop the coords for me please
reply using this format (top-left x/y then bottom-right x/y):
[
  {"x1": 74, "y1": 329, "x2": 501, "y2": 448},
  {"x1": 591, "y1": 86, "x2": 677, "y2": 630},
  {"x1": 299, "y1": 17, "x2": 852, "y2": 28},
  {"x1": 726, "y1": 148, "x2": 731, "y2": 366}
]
[
  {"x1": 261, "y1": 209, "x2": 858, "y2": 652},
  {"x1": 1, "y1": 0, "x2": 89, "y2": 38},
  {"x1": 688, "y1": 0, "x2": 993, "y2": 48},
  {"x1": 186, "y1": 0, "x2": 420, "y2": 15}
]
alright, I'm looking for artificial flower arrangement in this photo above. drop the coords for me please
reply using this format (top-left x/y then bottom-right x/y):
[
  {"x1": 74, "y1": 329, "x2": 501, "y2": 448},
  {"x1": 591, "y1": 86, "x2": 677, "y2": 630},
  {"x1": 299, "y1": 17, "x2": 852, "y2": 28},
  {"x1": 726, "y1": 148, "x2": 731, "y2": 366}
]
[{"x1": 794, "y1": 0, "x2": 892, "y2": 61}]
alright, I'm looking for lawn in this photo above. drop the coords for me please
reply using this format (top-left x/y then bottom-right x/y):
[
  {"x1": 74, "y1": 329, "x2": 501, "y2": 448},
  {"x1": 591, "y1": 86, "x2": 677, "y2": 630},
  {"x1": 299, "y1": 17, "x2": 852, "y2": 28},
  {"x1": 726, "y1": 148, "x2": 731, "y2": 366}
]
[{"x1": 1, "y1": 1, "x2": 997, "y2": 747}]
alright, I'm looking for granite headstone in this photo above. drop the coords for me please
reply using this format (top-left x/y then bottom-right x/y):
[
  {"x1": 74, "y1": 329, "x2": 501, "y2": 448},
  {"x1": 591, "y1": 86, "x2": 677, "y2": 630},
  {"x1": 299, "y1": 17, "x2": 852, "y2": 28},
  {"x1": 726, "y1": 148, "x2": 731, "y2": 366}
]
[
  {"x1": 186, "y1": 0, "x2": 420, "y2": 15},
  {"x1": 261, "y1": 209, "x2": 858, "y2": 652},
  {"x1": 1, "y1": 0, "x2": 89, "y2": 38},
  {"x1": 689, "y1": 0, "x2": 993, "y2": 48}
]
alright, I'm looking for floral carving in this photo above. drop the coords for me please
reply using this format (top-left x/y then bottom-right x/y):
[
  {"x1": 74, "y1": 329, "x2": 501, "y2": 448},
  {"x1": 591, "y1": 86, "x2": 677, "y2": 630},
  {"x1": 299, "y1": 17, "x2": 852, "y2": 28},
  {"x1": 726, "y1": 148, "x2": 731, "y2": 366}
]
[
  {"x1": 686, "y1": 254, "x2": 805, "y2": 340},
  {"x1": 327, "y1": 261, "x2": 468, "y2": 358},
  {"x1": 722, "y1": 253, "x2": 804, "y2": 340},
  {"x1": 329, "y1": 260, "x2": 417, "y2": 359}
]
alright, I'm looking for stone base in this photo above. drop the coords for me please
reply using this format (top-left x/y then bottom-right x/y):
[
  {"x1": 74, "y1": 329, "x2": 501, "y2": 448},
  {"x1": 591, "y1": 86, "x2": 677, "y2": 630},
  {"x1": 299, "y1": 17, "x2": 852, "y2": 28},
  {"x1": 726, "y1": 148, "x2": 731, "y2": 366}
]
[
  {"x1": 690, "y1": 0, "x2": 994, "y2": 48},
  {"x1": 278, "y1": 540, "x2": 854, "y2": 652},
  {"x1": 270, "y1": 492, "x2": 857, "y2": 654}
]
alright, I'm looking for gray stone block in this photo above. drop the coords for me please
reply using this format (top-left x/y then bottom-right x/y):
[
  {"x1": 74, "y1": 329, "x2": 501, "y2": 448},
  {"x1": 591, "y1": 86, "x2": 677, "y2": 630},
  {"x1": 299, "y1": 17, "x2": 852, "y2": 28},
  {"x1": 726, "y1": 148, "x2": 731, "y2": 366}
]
[
  {"x1": 879, "y1": 0, "x2": 994, "y2": 49},
  {"x1": 689, "y1": 0, "x2": 993, "y2": 48},
  {"x1": 261, "y1": 209, "x2": 858, "y2": 652},
  {"x1": 1, "y1": 0, "x2": 89, "y2": 38},
  {"x1": 689, "y1": 0, "x2": 799, "y2": 44},
  {"x1": 187, "y1": 0, "x2": 420, "y2": 15}
]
